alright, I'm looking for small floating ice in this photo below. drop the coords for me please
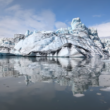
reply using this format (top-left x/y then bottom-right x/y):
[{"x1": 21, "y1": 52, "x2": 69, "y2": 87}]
[
  {"x1": 73, "y1": 94, "x2": 85, "y2": 97},
  {"x1": 100, "y1": 87, "x2": 110, "y2": 92},
  {"x1": 96, "y1": 93, "x2": 101, "y2": 95}
]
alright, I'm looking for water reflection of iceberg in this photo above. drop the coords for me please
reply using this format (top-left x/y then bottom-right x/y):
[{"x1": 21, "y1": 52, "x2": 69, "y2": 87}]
[{"x1": 0, "y1": 56, "x2": 110, "y2": 96}]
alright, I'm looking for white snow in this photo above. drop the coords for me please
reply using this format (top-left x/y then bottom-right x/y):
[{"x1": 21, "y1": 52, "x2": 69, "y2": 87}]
[{"x1": 0, "y1": 17, "x2": 108, "y2": 58}]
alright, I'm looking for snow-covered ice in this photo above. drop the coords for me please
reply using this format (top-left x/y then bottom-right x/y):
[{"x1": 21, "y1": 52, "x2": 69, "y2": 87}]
[{"x1": 0, "y1": 18, "x2": 109, "y2": 58}]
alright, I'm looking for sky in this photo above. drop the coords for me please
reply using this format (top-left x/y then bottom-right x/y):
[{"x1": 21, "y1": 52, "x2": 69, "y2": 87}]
[{"x1": 0, "y1": 0, "x2": 110, "y2": 38}]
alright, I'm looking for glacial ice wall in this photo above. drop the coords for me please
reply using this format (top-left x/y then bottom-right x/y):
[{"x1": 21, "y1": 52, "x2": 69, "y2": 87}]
[
  {"x1": 0, "y1": 18, "x2": 108, "y2": 58},
  {"x1": 101, "y1": 38, "x2": 110, "y2": 54}
]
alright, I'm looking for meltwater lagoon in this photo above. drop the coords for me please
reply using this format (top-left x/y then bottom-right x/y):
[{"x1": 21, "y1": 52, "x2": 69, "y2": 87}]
[{"x1": 0, "y1": 56, "x2": 110, "y2": 110}]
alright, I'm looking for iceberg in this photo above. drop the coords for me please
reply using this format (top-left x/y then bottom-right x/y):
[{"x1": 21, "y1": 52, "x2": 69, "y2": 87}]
[
  {"x1": 0, "y1": 18, "x2": 108, "y2": 58},
  {"x1": 101, "y1": 38, "x2": 110, "y2": 56}
]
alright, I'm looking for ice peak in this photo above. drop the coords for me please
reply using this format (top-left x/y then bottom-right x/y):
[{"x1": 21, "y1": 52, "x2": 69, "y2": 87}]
[{"x1": 71, "y1": 17, "x2": 86, "y2": 30}]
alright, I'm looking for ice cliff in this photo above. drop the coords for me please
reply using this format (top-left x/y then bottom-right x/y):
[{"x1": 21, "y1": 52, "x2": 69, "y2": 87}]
[
  {"x1": 101, "y1": 38, "x2": 110, "y2": 54},
  {"x1": 0, "y1": 18, "x2": 108, "y2": 58}
]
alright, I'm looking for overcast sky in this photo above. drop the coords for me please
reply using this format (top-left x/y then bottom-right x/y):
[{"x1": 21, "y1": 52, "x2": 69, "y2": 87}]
[{"x1": 0, "y1": 0, "x2": 110, "y2": 37}]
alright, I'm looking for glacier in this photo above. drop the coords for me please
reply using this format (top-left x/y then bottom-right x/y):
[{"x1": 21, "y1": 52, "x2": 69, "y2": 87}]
[
  {"x1": 101, "y1": 38, "x2": 110, "y2": 55},
  {"x1": 0, "y1": 18, "x2": 109, "y2": 58}
]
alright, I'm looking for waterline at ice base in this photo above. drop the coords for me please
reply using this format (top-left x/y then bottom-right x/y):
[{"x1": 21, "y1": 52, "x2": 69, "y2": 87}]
[{"x1": 0, "y1": 18, "x2": 109, "y2": 58}]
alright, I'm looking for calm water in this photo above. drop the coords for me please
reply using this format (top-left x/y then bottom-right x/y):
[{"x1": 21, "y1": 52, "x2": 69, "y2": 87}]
[{"x1": 0, "y1": 56, "x2": 110, "y2": 110}]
